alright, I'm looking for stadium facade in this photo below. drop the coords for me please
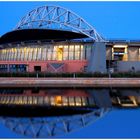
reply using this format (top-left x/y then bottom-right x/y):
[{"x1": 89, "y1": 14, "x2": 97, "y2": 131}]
[{"x1": 0, "y1": 5, "x2": 140, "y2": 73}]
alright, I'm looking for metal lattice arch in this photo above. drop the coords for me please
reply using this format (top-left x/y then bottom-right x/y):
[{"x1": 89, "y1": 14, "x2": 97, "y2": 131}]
[
  {"x1": 15, "y1": 5, "x2": 105, "y2": 42},
  {"x1": 0, "y1": 108, "x2": 110, "y2": 138}
]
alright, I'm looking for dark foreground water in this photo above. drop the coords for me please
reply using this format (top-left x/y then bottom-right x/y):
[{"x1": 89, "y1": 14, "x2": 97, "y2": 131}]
[{"x1": 0, "y1": 87, "x2": 140, "y2": 138}]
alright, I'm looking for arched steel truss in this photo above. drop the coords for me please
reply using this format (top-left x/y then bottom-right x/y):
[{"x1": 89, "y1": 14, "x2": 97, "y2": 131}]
[
  {"x1": 15, "y1": 5, "x2": 105, "y2": 42},
  {"x1": 0, "y1": 108, "x2": 110, "y2": 138}
]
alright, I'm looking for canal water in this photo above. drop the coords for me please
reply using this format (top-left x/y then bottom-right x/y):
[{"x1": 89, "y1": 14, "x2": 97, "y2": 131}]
[{"x1": 0, "y1": 87, "x2": 140, "y2": 138}]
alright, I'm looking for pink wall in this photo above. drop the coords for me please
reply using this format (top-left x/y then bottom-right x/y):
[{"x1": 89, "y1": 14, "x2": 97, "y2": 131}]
[
  {"x1": 1, "y1": 89, "x2": 89, "y2": 97},
  {"x1": 0, "y1": 60, "x2": 88, "y2": 73}
]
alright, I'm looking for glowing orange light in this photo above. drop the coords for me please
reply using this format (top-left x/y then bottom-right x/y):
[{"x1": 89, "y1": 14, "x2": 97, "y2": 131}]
[{"x1": 55, "y1": 96, "x2": 62, "y2": 105}]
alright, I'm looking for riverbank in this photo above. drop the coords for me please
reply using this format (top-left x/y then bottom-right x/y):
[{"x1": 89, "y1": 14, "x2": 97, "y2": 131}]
[{"x1": 0, "y1": 77, "x2": 140, "y2": 88}]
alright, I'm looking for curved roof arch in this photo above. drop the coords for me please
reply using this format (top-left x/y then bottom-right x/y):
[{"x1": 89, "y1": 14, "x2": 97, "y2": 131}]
[
  {"x1": 0, "y1": 108, "x2": 110, "y2": 138},
  {"x1": 15, "y1": 5, "x2": 105, "y2": 42}
]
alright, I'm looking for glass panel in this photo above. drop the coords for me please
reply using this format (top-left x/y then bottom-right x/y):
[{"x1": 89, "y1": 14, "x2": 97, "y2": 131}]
[
  {"x1": 2, "y1": 49, "x2": 5, "y2": 61},
  {"x1": 1, "y1": 96, "x2": 4, "y2": 103},
  {"x1": 3, "y1": 49, "x2": 5, "y2": 60},
  {"x1": 69, "y1": 97, "x2": 75, "y2": 106},
  {"x1": 75, "y1": 45, "x2": 80, "y2": 60},
  {"x1": 50, "y1": 96, "x2": 55, "y2": 106},
  {"x1": 2, "y1": 96, "x2": 5, "y2": 102},
  {"x1": 75, "y1": 45, "x2": 80, "y2": 51},
  {"x1": 18, "y1": 96, "x2": 23, "y2": 104},
  {"x1": 5, "y1": 49, "x2": 8, "y2": 61},
  {"x1": 23, "y1": 96, "x2": 27, "y2": 104},
  {"x1": 28, "y1": 96, "x2": 32, "y2": 104},
  {"x1": 47, "y1": 46, "x2": 52, "y2": 60},
  {"x1": 0, "y1": 96, "x2": 3, "y2": 103},
  {"x1": 75, "y1": 97, "x2": 82, "y2": 106},
  {"x1": 32, "y1": 96, "x2": 37, "y2": 104},
  {"x1": 17, "y1": 48, "x2": 21, "y2": 61},
  {"x1": 28, "y1": 47, "x2": 33, "y2": 61},
  {"x1": 5, "y1": 96, "x2": 8, "y2": 104},
  {"x1": 5, "y1": 49, "x2": 8, "y2": 60},
  {"x1": 26, "y1": 47, "x2": 30, "y2": 61},
  {"x1": 69, "y1": 45, "x2": 74, "y2": 60},
  {"x1": 81, "y1": 45, "x2": 84, "y2": 60},
  {"x1": 7, "y1": 49, "x2": 9, "y2": 61},
  {"x1": 4, "y1": 96, "x2": 7, "y2": 104},
  {"x1": 32, "y1": 47, "x2": 37, "y2": 60},
  {"x1": 57, "y1": 46, "x2": 63, "y2": 61},
  {"x1": 8, "y1": 96, "x2": 11, "y2": 104},
  {"x1": 55, "y1": 96, "x2": 62, "y2": 106},
  {"x1": 62, "y1": 96, "x2": 68, "y2": 106},
  {"x1": 1, "y1": 50, "x2": 3, "y2": 60},
  {"x1": 23, "y1": 47, "x2": 27, "y2": 61},
  {"x1": 0, "y1": 44, "x2": 90, "y2": 61},
  {"x1": 2, "y1": 49, "x2": 4, "y2": 60},
  {"x1": 63, "y1": 45, "x2": 68, "y2": 60},
  {"x1": 9, "y1": 96, "x2": 14, "y2": 104},
  {"x1": 3, "y1": 96, "x2": 6, "y2": 104},
  {"x1": 20, "y1": 48, "x2": 24, "y2": 61},
  {"x1": 44, "y1": 96, "x2": 50, "y2": 105},
  {"x1": 38, "y1": 96, "x2": 43, "y2": 105},
  {"x1": 2, "y1": 49, "x2": 6, "y2": 60},
  {"x1": 81, "y1": 97, "x2": 88, "y2": 106},
  {"x1": 42, "y1": 47, "x2": 47, "y2": 60},
  {"x1": 69, "y1": 53, "x2": 73, "y2": 60},
  {"x1": 52, "y1": 46, "x2": 57, "y2": 60},
  {"x1": 13, "y1": 48, "x2": 17, "y2": 61},
  {"x1": 14, "y1": 96, "x2": 18, "y2": 104},
  {"x1": 12, "y1": 96, "x2": 15, "y2": 104},
  {"x1": 12, "y1": 48, "x2": 15, "y2": 61},
  {"x1": 75, "y1": 51, "x2": 80, "y2": 60},
  {"x1": 37, "y1": 47, "x2": 42, "y2": 60}
]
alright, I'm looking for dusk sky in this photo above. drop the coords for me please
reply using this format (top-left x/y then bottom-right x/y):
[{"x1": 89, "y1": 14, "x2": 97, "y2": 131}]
[
  {"x1": 0, "y1": 1, "x2": 140, "y2": 138},
  {"x1": 1, "y1": 1, "x2": 140, "y2": 40}
]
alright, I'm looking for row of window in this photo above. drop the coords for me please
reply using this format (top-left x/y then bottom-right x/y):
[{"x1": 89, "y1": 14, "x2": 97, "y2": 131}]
[
  {"x1": 0, "y1": 45, "x2": 92, "y2": 61},
  {"x1": 0, "y1": 64, "x2": 27, "y2": 72},
  {"x1": 0, "y1": 89, "x2": 23, "y2": 94},
  {"x1": 0, "y1": 95, "x2": 95, "y2": 107}
]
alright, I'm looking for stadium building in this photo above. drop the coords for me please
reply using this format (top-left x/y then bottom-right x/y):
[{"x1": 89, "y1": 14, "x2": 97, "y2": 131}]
[
  {"x1": 1, "y1": 5, "x2": 140, "y2": 138},
  {"x1": 0, "y1": 5, "x2": 140, "y2": 73}
]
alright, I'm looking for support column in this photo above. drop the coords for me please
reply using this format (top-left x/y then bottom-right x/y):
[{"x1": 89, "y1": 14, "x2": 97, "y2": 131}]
[
  {"x1": 87, "y1": 42, "x2": 107, "y2": 73},
  {"x1": 87, "y1": 89, "x2": 112, "y2": 108}
]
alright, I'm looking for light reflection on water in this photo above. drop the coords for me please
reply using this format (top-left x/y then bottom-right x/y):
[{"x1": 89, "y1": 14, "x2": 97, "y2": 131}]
[{"x1": 0, "y1": 87, "x2": 140, "y2": 138}]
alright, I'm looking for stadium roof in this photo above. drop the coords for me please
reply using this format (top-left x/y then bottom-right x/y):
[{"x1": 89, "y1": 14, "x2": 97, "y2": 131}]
[{"x1": 0, "y1": 29, "x2": 88, "y2": 44}]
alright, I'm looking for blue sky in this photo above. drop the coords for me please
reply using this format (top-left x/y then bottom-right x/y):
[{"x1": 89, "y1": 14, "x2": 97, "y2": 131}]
[
  {"x1": 1, "y1": 1, "x2": 140, "y2": 40},
  {"x1": 0, "y1": 1, "x2": 140, "y2": 138}
]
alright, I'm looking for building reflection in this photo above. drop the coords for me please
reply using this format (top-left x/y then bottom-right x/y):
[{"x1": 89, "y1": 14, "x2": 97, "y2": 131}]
[
  {"x1": 0, "y1": 89, "x2": 94, "y2": 107},
  {"x1": 0, "y1": 88, "x2": 140, "y2": 138},
  {"x1": 0, "y1": 88, "x2": 140, "y2": 112}
]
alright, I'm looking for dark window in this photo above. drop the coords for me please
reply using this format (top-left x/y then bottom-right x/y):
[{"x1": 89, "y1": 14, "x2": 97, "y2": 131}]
[
  {"x1": 0, "y1": 64, "x2": 8, "y2": 72},
  {"x1": 34, "y1": 66, "x2": 41, "y2": 72}
]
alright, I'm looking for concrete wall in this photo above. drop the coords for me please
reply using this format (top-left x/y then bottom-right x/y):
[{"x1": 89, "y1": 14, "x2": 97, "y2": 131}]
[
  {"x1": 87, "y1": 42, "x2": 107, "y2": 73},
  {"x1": 117, "y1": 61, "x2": 140, "y2": 72}
]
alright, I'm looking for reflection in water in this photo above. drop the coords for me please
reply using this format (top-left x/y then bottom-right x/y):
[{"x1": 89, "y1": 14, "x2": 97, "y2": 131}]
[
  {"x1": 0, "y1": 108, "x2": 109, "y2": 138},
  {"x1": 0, "y1": 88, "x2": 140, "y2": 137}
]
